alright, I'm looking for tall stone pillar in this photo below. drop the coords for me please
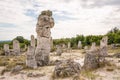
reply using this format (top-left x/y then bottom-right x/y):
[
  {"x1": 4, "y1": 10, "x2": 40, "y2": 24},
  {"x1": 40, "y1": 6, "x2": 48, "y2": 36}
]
[
  {"x1": 31, "y1": 35, "x2": 35, "y2": 48},
  {"x1": 4, "y1": 44, "x2": 10, "y2": 56},
  {"x1": 35, "y1": 10, "x2": 54, "y2": 66},
  {"x1": 100, "y1": 36, "x2": 108, "y2": 56},
  {"x1": 13, "y1": 40, "x2": 20, "y2": 55}
]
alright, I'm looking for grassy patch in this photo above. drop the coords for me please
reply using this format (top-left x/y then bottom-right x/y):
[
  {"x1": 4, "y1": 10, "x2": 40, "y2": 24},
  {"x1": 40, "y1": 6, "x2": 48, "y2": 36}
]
[
  {"x1": 108, "y1": 47, "x2": 120, "y2": 54},
  {"x1": 81, "y1": 70, "x2": 99, "y2": 80},
  {"x1": 0, "y1": 55, "x2": 26, "y2": 70}
]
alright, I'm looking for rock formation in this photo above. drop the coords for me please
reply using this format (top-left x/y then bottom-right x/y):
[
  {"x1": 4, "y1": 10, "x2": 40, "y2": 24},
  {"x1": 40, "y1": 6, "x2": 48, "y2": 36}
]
[
  {"x1": 56, "y1": 45, "x2": 62, "y2": 56},
  {"x1": 90, "y1": 42, "x2": 96, "y2": 51},
  {"x1": 83, "y1": 52, "x2": 99, "y2": 70},
  {"x1": 67, "y1": 42, "x2": 71, "y2": 52},
  {"x1": 100, "y1": 36, "x2": 108, "y2": 56},
  {"x1": 68, "y1": 42, "x2": 71, "y2": 49},
  {"x1": 3, "y1": 44, "x2": 10, "y2": 56},
  {"x1": 78, "y1": 41, "x2": 82, "y2": 49},
  {"x1": 99, "y1": 36, "x2": 108, "y2": 62},
  {"x1": 13, "y1": 40, "x2": 20, "y2": 55},
  {"x1": 83, "y1": 37, "x2": 108, "y2": 70},
  {"x1": 83, "y1": 43, "x2": 100, "y2": 70},
  {"x1": 53, "y1": 59, "x2": 81, "y2": 78},
  {"x1": 30, "y1": 35, "x2": 35, "y2": 48},
  {"x1": 35, "y1": 10, "x2": 54, "y2": 66},
  {"x1": 26, "y1": 46, "x2": 37, "y2": 68}
]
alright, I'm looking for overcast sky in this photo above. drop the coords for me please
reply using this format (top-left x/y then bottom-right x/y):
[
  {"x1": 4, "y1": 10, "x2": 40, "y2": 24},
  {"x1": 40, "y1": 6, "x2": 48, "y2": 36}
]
[{"x1": 0, "y1": 0, "x2": 120, "y2": 40}]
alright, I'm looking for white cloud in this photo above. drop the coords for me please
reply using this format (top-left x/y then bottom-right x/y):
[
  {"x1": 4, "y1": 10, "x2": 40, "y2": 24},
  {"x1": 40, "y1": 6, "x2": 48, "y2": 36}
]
[{"x1": 0, "y1": 0, "x2": 120, "y2": 40}]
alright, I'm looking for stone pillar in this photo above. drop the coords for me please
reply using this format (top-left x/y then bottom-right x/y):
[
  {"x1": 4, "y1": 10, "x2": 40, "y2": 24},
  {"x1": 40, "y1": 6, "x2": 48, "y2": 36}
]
[
  {"x1": 35, "y1": 10, "x2": 54, "y2": 66},
  {"x1": 83, "y1": 42, "x2": 100, "y2": 70},
  {"x1": 78, "y1": 41, "x2": 82, "y2": 49},
  {"x1": 30, "y1": 35, "x2": 35, "y2": 48},
  {"x1": 56, "y1": 45, "x2": 62, "y2": 56},
  {"x1": 84, "y1": 46, "x2": 88, "y2": 51},
  {"x1": 4, "y1": 44, "x2": 10, "y2": 56},
  {"x1": 99, "y1": 36, "x2": 108, "y2": 62},
  {"x1": 67, "y1": 42, "x2": 71, "y2": 52},
  {"x1": 83, "y1": 52, "x2": 99, "y2": 70},
  {"x1": 13, "y1": 40, "x2": 20, "y2": 55},
  {"x1": 100, "y1": 36, "x2": 108, "y2": 56},
  {"x1": 68, "y1": 42, "x2": 71, "y2": 49},
  {"x1": 90, "y1": 42, "x2": 96, "y2": 51},
  {"x1": 26, "y1": 46, "x2": 37, "y2": 69}
]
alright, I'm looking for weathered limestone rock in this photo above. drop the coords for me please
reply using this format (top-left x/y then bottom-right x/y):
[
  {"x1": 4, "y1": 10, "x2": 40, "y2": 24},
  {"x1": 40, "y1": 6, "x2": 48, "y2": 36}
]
[
  {"x1": 30, "y1": 35, "x2": 35, "y2": 48},
  {"x1": 26, "y1": 46, "x2": 37, "y2": 68},
  {"x1": 67, "y1": 42, "x2": 71, "y2": 52},
  {"x1": 99, "y1": 36, "x2": 108, "y2": 62},
  {"x1": 3, "y1": 44, "x2": 10, "y2": 56},
  {"x1": 84, "y1": 46, "x2": 88, "y2": 50},
  {"x1": 83, "y1": 42, "x2": 100, "y2": 70},
  {"x1": 78, "y1": 41, "x2": 82, "y2": 49},
  {"x1": 56, "y1": 45, "x2": 62, "y2": 56},
  {"x1": 83, "y1": 52, "x2": 99, "y2": 70},
  {"x1": 13, "y1": 40, "x2": 20, "y2": 55},
  {"x1": 53, "y1": 59, "x2": 81, "y2": 78},
  {"x1": 83, "y1": 37, "x2": 108, "y2": 70},
  {"x1": 68, "y1": 42, "x2": 71, "y2": 49},
  {"x1": 11, "y1": 65, "x2": 23, "y2": 74},
  {"x1": 90, "y1": 42, "x2": 96, "y2": 51},
  {"x1": 35, "y1": 10, "x2": 54, "y2": 66},
  {"x1": 100, "y1": 36, "x2": 108, "y2": 56},
  {"x1": 62, "y1": 44, "x2": 67, "y2": 52}
]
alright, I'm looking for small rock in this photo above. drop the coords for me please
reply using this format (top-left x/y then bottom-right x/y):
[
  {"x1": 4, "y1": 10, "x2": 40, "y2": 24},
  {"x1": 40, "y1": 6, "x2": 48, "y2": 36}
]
[
  {"x1": 27, "y1": 72, "x2": 45, "y2": 77},
  {"x1": 53, "y1": 59, "x2": 81, "y2": 78},
  {"x1": 106, "y1": 67, "x2": 114, "y2": 71},
  {"x1": 114, "y1": 53, "x2": 120, "y2": 58},
  {"x1": 11, "y1": 65, "x2": 23, "y2": 74}
]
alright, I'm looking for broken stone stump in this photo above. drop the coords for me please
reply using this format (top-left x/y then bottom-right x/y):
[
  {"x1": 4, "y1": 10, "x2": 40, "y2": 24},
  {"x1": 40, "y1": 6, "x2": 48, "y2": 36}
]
[
  {"x1": 90, "y1": 42, "x2": 96, "y2": 51},
  {"x1": 11, "y1": 65, "x2": 23, "y2": 74},
  {"x1": 26, "y1": 46, "x2": 37, "y2": 69},
  {"x1": 83, "y1": 51, "x2": 100, "y2": 70},
  {"x1": 13, "y1": 40, "x2": 20, "y2": 55},
  {"x1": 53, "y1": 59, "x2": 81, "y2": 78},
  {"x1": 35, "y1": 10, "x2": 54, "y2": 66},
  {"x1": 3, "y1": 44, "x2": 10, "y2": 56},
  {"x1": 56, "y1": 45, "x2": 63, "y2": 56}
]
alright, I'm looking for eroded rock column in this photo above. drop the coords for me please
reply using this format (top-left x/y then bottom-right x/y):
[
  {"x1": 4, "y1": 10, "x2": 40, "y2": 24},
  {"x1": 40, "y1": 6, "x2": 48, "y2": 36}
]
[
  {"x1": 4, "y1": 44, "x2": 10, "y2": 56},
  {"x1": 100, "y1": 36, "x2": 108, "y2": 56},
  {"x1": 78, "y1": 41, "x2": 82, "y2": 49},
  {"x1": 35, "y1": 10, "x2": 54, "y2": 66},
  {"x1": 13, "y1": 40, "x2": 20, "y2": 55},
  {"x1": 56, "y1": 45, "x2": 62, "y2": 56}
]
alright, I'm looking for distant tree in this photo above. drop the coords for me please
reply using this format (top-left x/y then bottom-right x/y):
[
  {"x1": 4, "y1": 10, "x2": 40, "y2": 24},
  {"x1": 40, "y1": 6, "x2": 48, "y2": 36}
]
[{"x1": 13, "y1": 36, "x2": 24, "y2": 43}]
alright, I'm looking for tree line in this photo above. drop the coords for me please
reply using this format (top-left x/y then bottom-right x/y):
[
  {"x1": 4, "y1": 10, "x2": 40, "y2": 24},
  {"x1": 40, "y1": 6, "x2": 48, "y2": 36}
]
[{"x1": 0, "y1": 27, "x2": 120, "y2": 49}]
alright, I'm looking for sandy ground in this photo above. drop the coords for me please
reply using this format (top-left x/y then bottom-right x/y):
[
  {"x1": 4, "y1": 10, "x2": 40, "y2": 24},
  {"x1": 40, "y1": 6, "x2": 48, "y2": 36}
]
[{"x1": 0, "y1": 50, "x2": 120, "y2": 80}]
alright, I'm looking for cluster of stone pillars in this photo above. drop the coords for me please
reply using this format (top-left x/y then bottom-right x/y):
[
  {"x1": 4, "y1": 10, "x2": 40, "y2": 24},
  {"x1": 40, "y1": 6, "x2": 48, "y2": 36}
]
[
  {"x1": 83, "y1": 36, "x2": 108, "y2": 70},
  {"x1": 26, "y1": 10, "x2": 54, "y2": 68},
  {"x1": 4, "y1": 40, "x2": 20, "y2": 56}
]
